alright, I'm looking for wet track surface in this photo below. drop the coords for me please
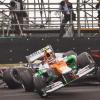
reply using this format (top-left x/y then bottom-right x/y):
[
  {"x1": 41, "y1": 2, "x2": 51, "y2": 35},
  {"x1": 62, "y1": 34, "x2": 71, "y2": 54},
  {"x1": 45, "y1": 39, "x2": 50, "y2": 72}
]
[{"x1": 0, "y1": 83, "x2": 100, "y2": 100}]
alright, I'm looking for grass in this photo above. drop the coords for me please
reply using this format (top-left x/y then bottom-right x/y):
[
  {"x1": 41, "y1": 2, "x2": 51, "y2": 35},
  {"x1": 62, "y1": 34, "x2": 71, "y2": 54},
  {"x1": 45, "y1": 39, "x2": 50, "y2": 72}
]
[{"x1": 0, "y1": 63, "x2": 25, "y2": 67}]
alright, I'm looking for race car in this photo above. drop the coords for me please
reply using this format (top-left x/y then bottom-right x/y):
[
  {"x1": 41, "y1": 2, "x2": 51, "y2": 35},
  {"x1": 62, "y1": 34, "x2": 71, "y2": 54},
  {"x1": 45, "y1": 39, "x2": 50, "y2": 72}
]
[
  {"x1": 90, "y1": 50, "x2": 100, "y2": 67},
  {"x1": 26, "y1": 45, "x2": 96, "y2": 97}
]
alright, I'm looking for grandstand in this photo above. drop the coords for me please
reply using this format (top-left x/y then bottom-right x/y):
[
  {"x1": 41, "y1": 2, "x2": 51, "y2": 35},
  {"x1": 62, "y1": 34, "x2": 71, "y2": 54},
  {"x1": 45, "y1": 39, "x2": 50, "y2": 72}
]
[{"x1": 0, "y1": 0, "x2": 99, "y2": 37}]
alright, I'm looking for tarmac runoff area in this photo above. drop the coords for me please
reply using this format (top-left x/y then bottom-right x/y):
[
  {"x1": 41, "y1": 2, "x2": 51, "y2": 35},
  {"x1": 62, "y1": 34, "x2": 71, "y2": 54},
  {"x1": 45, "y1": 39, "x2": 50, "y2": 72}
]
[{"x1": 0, "y1": 83, "x2": 100, "y2": 100}]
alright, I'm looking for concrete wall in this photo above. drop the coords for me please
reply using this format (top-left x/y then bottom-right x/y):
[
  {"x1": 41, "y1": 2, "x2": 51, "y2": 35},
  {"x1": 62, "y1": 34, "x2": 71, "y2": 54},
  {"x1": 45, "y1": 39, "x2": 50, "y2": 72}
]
[{"x1": 0, "y1": 37, "x2": 100, "y2": 63}]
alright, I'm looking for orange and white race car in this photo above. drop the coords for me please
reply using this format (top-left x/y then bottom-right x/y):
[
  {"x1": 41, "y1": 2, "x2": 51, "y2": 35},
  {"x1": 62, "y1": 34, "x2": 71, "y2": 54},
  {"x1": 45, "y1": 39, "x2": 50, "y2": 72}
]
[{"x1": 26, "y1": 45, "x2": 96, "y2": 97}]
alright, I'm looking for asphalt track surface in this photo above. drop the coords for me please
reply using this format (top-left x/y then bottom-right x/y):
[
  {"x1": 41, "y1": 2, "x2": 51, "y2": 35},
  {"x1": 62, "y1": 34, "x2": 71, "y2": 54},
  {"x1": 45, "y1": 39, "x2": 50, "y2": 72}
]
[{"x1": 0, "y1": 82, "x2": 100, "y2": 100}]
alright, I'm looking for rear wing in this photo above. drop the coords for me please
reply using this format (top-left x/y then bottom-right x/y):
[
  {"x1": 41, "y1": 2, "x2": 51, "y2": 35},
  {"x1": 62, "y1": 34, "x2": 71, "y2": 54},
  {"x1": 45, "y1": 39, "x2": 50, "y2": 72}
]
[{"x1": 26, "y1": 45, "x2": 54, "y2": 63}]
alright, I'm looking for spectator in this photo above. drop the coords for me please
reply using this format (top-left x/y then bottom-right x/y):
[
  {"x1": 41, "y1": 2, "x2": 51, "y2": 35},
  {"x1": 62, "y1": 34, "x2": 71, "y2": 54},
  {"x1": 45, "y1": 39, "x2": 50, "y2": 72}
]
[
  {"x1": 59, "y1": 0, "x2": 76, "y2": 38},
  {"x1": 9, "y1": 0, "x2": 27, "y2": 36}
]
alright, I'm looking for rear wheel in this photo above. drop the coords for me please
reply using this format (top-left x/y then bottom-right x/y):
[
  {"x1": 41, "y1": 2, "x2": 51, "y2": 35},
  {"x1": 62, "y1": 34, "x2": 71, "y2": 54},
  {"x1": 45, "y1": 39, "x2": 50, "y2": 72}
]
[
  {"x1": 19, "y1": 68, "x2": 35, "y2": 92},
  {"x1": 3, "y1": 68, "x2": 22, "y2": 89}
]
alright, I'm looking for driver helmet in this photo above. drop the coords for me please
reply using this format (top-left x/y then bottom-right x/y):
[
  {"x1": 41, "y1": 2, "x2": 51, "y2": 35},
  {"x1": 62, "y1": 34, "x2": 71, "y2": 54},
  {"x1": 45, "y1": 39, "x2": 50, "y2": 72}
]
[{"x1": 44, "y1": 50, "x2": 56, "y2": 64}]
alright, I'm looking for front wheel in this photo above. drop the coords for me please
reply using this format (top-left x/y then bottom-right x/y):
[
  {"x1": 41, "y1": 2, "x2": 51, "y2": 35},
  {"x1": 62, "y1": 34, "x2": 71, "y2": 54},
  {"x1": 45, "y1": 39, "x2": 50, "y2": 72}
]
[
  {"x1": 37, "y1": 89, "x2": 48, "y2": 98},
  {"x1": 33, "y1": 76, "x2": 47, "y2": 97},
  {"x1": 77, "y1": 52, "x2": 95, "y2": 68},
  {"x1": 96, "y1": 67, "x2": 100, "y2": 82}
]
